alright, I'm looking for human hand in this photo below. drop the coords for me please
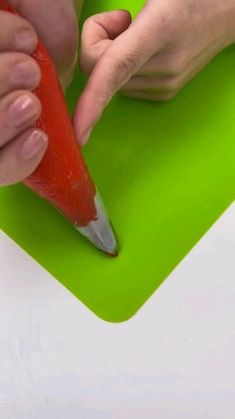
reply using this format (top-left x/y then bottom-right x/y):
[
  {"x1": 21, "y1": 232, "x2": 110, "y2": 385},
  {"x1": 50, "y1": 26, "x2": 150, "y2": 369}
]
[
  {"x1": 9, "y1": 0, "x2": 79, "y2": 88},
  {"x1": 74, "y1": 0, "x2": 235, "y2": 145},
  {"x1": 0, "y1": 0, "x2": 78, "y2": 186}
]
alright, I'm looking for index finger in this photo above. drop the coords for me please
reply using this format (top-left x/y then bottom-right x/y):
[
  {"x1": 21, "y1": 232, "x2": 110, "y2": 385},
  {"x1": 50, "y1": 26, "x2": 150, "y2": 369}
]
[{"x1": 74, "y1": 3, "x2": 164, "y2": 144}]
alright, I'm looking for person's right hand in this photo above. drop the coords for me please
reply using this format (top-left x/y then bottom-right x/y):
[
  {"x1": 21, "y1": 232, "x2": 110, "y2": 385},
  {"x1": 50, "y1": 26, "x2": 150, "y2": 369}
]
[{"x1": 0, "y1": 0, "x2": 78, "y2": 187}]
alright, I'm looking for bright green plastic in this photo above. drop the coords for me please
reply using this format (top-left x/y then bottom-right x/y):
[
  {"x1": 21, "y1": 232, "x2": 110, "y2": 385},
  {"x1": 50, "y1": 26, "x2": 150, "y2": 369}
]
[{"x1": 0, "y1": 0, "x2": 234, "y2": 322}]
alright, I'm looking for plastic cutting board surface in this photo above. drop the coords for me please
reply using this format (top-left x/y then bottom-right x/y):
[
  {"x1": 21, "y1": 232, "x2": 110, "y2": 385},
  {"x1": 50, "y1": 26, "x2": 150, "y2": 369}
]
[{"x1": 0, "y1": 0, "x2": 234, "y2": 321}]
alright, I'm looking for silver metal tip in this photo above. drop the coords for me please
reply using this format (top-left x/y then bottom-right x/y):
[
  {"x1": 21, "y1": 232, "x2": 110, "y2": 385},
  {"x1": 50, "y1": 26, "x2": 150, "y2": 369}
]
[{"x1": 76, "y1": 193, "x2": 118, "y2": 256}]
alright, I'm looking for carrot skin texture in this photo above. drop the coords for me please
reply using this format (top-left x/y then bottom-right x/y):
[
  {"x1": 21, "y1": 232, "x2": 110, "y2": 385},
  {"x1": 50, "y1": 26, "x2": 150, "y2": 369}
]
[{"x1": 27, "y1": 42, "x2": 97, "y2": 227}]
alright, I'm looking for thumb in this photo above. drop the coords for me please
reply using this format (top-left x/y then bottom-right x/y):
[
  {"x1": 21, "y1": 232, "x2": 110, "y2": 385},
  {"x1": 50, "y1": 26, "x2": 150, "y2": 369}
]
[
  {"x1": 8, "y1": 0, "x2": 78, "y2": 86},
  {"x1": 74, "y1": 2, "x2": 161, "y2": 145}
]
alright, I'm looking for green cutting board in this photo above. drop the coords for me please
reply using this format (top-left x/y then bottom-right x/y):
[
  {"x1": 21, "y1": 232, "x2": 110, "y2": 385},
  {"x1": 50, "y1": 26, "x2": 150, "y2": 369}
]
[{"x1": 0, "y1": 0, "x2": 234, "y2": 322}]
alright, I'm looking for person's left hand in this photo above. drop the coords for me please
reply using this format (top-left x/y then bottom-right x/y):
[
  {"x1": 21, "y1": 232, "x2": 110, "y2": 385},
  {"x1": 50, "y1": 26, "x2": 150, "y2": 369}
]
[{"x1": 74, "y1": 0, "x2": 235, "y2": 145}]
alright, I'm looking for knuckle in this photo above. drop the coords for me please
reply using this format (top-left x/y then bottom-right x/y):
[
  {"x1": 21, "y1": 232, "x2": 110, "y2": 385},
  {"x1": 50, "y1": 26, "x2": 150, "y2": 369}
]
[
  {"x1": 93, "y1": 89, "x2": 111, "y2": 110},
  {"x1": 105, "y1": 73, "x2": 120, "y2": 95},
  {"x1": 173, "y1": 54, "x2": 188, "y2": 74},
  {"x1": 164, "y1": 76, "x2": 181, "y2": 92},
  {"x1": 157, "y1": 91, "x2": 177, "y2": 102},
  {"x1": 110, "y1": 55, "x2": 137, "y2": 89},
  {"x1": 161, "y1": 55, "x2": 186, "y2": 76},
  {"x1": 118, "y1": 56, "x2": 136, "y2": 81}
]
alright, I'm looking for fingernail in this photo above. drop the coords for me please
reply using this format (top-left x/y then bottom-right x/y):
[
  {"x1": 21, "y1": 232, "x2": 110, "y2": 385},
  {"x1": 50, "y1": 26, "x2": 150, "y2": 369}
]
[
  {"x1": 11, "y1": 61, "x2": 40, "y2": 88},
  {"x1": 16, "y1": 29, "x2": 37, "y2": 52},
  {"x1": 8, "y1": 95, "x2": 39, "y2": 128},
  {"x1": 80, "y1": 127, "x2": 93, "y2": 145},
  {"x1": 21, "y1": 131, "x2": 48, "y2": 161}
]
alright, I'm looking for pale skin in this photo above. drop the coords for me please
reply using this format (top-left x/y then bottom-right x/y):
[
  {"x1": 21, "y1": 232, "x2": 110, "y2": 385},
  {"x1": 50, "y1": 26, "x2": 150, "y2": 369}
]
[
  {"x1": 0, "y1": 0, "x2": 235, "y2": 185},
  {"x1": 0, "y1": 0, "x2": 78, "y2": 185}
]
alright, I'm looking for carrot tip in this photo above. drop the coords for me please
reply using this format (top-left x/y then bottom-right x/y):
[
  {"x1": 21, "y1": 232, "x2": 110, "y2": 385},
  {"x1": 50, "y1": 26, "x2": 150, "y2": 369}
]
[{"x1": 75, "y1": 191, "x2": 118, "y2": 256}]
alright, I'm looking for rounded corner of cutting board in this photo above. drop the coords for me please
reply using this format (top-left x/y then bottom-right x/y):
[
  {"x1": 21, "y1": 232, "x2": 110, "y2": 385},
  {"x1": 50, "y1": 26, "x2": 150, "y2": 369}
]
[{"x1": 0, "y1": 1, "x2": 234, "y2": 322}]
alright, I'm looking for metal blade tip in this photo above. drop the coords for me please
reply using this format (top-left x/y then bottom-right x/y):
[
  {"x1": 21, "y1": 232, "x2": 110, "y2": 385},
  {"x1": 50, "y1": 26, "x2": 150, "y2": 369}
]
[{"x1": 77, "y1": 192, "x2": 118, "y2": 256}]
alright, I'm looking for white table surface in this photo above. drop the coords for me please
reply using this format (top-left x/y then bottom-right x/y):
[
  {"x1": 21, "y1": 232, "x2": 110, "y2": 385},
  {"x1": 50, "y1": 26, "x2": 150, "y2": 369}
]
[{"x1": 0, "y1": 203, "x2": 235, "y2": 419}]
